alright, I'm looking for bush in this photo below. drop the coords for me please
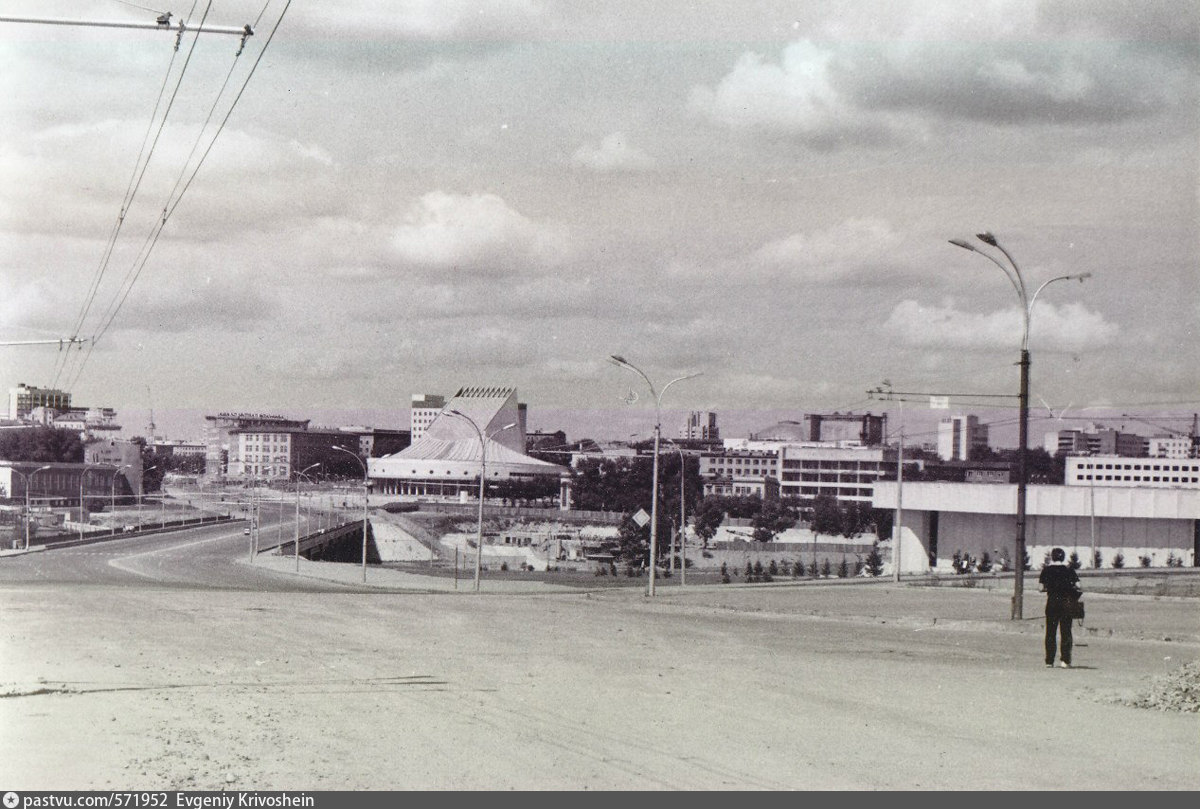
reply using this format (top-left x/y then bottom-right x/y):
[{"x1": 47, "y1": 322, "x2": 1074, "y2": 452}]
[
  {"x1": 820, "y1": 559, "x2": 831, "y2": 578},
  {"x1": 1092, "y1": 550, "x2": 1103, "y2": 569},
  {"x1": 793, "y1": 559, "x2": 805, "y2": 578},
  {"x1": 745, "y1": 561, "x2": 755, "y2": 582},
  {"x1": 1167, "y1": 552, "x2": 1183, "y2": 568},
  {"x1": 1111, "y1": 552, "x2": 1125, "y2": 569},
  {"x1": 1139, "y1": 554, "x2": 1152, "y2": 568},
  {"x1": 836, "y1": 557, "x2": 849, "y2": 579},
  {"x1": 500, "y1": 562, "x2": 509, "y2": 571},
  {"x1": 864, "y1": 544, "x2": 883, "y2": 577},
  {"x1": 720, "y1": 562, "x2": 730, "y2": 584},
  {"x1": 1068, "y1": 552, "x2": 1082, "y2": 570},
  {"x1": 768, "y1": 559, "x2": 779, "y2": 577}
]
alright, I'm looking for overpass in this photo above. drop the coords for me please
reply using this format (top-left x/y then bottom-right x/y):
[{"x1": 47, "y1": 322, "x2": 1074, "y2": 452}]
[{"x1": 261, "y1": 518, "x2": 380, "y2": 564}]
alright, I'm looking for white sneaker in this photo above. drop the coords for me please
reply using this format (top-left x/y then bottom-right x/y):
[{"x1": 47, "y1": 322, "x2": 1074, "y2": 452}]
[{"x1": 1059, "y1": 661, "x2": 1071, "y2": 669}]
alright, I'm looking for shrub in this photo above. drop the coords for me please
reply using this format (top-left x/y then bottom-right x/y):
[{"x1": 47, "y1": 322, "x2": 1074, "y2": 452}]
[
  {"x1": 1167, "y1": 552, "x2": 1183, "y2": 568},
  {"x1": 864, "y1": 545, "x2": 883, "y2": 577},
  {"x1": 500, "y1": 562, "x2": 509, "y2": 571},
  {"x1": 1092, "y1": 550, "x2": 1103, "y2": 569},
  {"x1": 820, "y1": 559, "x2": 831, "y2": 578},
  {"x1": 625, "y1": 564, "x2": 637, "y2": 578},
  {"x1": 1068, "y1": 552, "x2": 1082, "y2": 570},
  {"x1": 1139, "y1": 554, "x2": 1152, "y2": 568},
  {"x1": 595, "y1": 565, "x2": 607, "y2": 577},
  {"x1": 745, "y1": 561, "x2": 755, "y2": 582},
  {"x1": 1111, "y1": 552, "x2": 1125, "y2": 569},
  {"x1": 720, "y1": 562, "x2": 730, "y2": 584},
  {"x1": 768, "y1": 559, "x2": 779, "y2": 577},
  {"x1": 853, "y1": 560, "x2": 864, "y2": 577},
  {"x1": 836, "y1": 557, "x2": 849, "y2": 579},
  {"x1": 793, "y1": 559, "x2": 805, "y2": 578}
]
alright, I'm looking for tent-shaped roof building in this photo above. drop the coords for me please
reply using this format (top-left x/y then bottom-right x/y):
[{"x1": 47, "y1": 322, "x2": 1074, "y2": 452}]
[{"x1": 368, "y1": 386, "x2": 568, "y2": 497}]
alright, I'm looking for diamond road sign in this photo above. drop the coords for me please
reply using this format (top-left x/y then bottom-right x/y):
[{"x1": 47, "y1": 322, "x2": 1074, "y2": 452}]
[{"x1": 632, "y1": 508, "x2": 650, "y2": 527}]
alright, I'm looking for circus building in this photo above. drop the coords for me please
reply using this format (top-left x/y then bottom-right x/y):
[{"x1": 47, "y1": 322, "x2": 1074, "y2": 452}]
[{"x1": 368, "y1": 386, "x2": 568, "y2": 498}]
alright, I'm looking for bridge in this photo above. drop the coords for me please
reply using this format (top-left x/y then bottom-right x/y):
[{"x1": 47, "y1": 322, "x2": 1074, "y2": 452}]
[{"x1": 262, "y1": 518, "x2": 380, "y2": 564}]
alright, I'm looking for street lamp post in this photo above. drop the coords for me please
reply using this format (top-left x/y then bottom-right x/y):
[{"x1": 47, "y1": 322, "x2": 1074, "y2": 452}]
[
  {"x1": 332, "y1": 445, "x2": 370, "y2": 583},
  {"x1": 609, "y1": 355, "x2": 701, "y2": 597},
  {"x1": 11, "y1": 465, "x2": 53, "y2": 550},
  {"x1": 446, "y1": 410, "x2": 517, "y2": 593},
  {"x1": 294, "y1": 463, "x2": 321, "y2": 573},
  {"x1": 950, "y1": 232, "x2": 1090, "y2": 619}
]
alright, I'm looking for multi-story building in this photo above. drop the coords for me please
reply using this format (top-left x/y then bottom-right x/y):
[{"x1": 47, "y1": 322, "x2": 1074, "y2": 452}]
[
  {"x1": 229, "y1": 428, "x2": 360, "y2": 480},
  {"x1": 699, "y1": 430, "x2": 901, "y2": 507},
  {"x1": 1148, "y1": 435, "x2": 1197, "y2": 459},
  {"x1": 8, "y1": 384, "x2": 70, "y2": 420},
  {"x1": 204, "y1": 413, "x2": 310, "y2": 478},
  {"x1": 938, "y1": 414, "x2": 989, "y2": 461},
  {"x1": 1044, "y1": 426, "x2": 1145, "y2": 458},
  {"x1": 410, "y1": 394, "x2": 446, "y2": 444},
  {"x1": 1064, "y1": 456, "x2": 1200, "y2": 489},
  {"x1": 680, "y1": 412, "x2": 719, "y2": 441},
  {"x1": 83, "y1": 439, "x2": 144, "y2": 496}
]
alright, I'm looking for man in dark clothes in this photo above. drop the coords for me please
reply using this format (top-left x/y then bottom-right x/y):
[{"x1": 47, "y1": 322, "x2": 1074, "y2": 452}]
[{"x1": 1038, "y1": 547, "x2": 1081, "y2": 668}]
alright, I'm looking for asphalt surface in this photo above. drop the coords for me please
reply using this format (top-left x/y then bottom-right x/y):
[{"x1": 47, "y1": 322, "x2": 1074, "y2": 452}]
[{"x1": 1, "y1": 518, "x2": 1197, "y2": 790}]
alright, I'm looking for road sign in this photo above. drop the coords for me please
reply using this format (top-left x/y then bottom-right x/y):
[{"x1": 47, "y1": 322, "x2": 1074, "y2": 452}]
[{"x1": 632, "y1": 508, "x2": 650, "y2": 527}]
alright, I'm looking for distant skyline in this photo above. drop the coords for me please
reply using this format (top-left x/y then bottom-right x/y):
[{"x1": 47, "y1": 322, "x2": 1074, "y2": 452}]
[{"x1": 3, "y1": 2, "x2": 1197, "y2": 438}]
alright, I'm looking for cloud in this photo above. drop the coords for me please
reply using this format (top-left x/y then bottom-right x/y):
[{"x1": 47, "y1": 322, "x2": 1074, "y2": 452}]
[
  {"x1": 389, "y1": 191, "x2": 569, "y2": 275},
  {"x1": 883, "y1": 299, "x2": 1119, "y2": 352},
  {"x1": 689, "y1": 39, "x2": 902, "y2": 146},
  {"x1": 571, "y1": 132, "x2": 654, "y2": 171},
  {"x1": 748, "y1": 218, "x2": 903, "y2": 281}
]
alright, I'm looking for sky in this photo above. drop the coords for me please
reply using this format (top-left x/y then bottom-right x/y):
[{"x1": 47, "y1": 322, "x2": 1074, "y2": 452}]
[{"x1": 1, "y1": 0, "x2": 1197, "y2": 445}]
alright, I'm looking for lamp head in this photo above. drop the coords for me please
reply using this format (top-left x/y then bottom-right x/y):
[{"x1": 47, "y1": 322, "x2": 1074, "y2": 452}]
[
  {"x1": 948, "y1": 239, "x2": 976, "y2": 252},
  {"x1": 609, "y1": 355, "x2": 628, "y2": 366},
  {"x1": 975, "y1": 232, "x2": 998, "y2": 246}
]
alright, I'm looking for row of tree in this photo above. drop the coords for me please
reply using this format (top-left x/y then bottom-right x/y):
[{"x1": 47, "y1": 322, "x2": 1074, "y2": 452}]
[{"x1": 569, "y1": 455, "x2": 893, "y2": 566}]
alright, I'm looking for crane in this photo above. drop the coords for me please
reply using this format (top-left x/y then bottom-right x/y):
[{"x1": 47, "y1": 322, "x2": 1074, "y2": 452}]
[{"x1": 1120, "y1": 413, "x2": 1199, "y2": 458}]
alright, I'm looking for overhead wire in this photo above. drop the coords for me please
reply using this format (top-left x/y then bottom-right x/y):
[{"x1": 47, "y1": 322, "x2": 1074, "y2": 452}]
[
  {"x1": 88, "y1": 0, "x2": 290, "y2": 347},
  {"x1": 53, "y1": 0, "x2": 205, "y2": 389},
  {"x1": 66, "y1": 0, "x2": 291, "y2": 391}
]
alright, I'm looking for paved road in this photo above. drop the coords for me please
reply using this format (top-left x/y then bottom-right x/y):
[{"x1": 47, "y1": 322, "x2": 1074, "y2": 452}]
[
  {"x1": 0, "y1": 506, "x2": 357, "y2": 592},
  {"x1": 1, "y1": 514, "x2": 1197, "y2": 790}
]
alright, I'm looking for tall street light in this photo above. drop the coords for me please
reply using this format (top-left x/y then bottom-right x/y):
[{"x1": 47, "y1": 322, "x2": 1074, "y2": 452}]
[
  {"x1": 332, "y1": 445, "x2": 370, "y2": 583},
  {"x1": 446, "y1": 410, "x2": 517, "y2": 593},
  {"x1": 609, "y1": 355, "x2": 702, "y2": 597},
  {"x1": 950, "y1": 232, "x2": 1091, "y2": 619},
  {"x1": 294, "y1": 463, "x2": 321, "y2": 573},
  {"x1": 12, "y1": 465, "x2": 53, "y2": 550}
]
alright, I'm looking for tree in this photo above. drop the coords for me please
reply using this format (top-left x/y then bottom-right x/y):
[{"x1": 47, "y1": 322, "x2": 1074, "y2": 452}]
[
  {"x1": 752, "y1": 499, "x2": 798, "y2": 543},
  {"x1": 0, "y1": 427, "x2": 85, "y2": 463},
  {"x1": 864, "y1": 544, "x2": 884, "y2": 577},
  {"x1": 810, "y1": 495, "x2": 841, "y2": 536}
]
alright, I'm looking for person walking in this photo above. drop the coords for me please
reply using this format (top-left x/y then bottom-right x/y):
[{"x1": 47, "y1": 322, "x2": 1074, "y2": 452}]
[{"x1": 1038, "y1": 547, "x2": 1081, "y2": 668}]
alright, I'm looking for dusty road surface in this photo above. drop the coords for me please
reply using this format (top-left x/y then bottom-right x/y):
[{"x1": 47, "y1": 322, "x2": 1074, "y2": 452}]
[{"x1": 2, "y1": 567, "x2": 1197, "y2": 790}]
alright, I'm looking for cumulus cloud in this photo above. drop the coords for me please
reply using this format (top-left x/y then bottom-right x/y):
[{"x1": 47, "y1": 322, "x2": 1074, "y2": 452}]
[
  {"x1": 571, "y1": 132, "x2": 654, "y2": 171},
  {"x1": 693, "y1": 4, "x2": 1194, "y2": 145},
  {"x1": 748, "y1": 218, "x2": 902, "y2": 281},
  {"x1": 390, "y1": 191, "x2": 568, "y2": 275},
  {"x1": 883, "y1": 299, "x2": 1119, "y2": 352},
  {"x1": 689, "y1": 39, "x2": 901, "y2": 146}
]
